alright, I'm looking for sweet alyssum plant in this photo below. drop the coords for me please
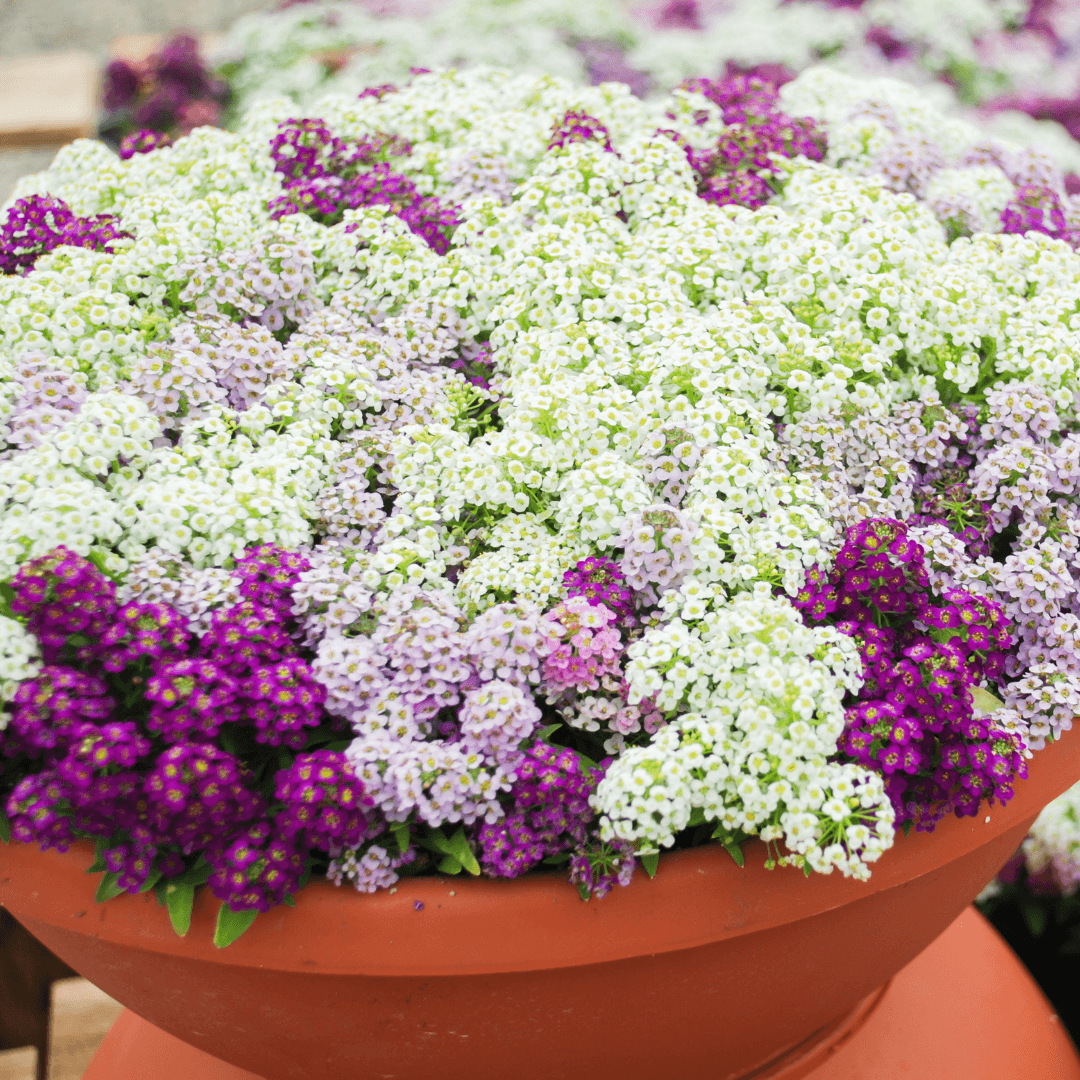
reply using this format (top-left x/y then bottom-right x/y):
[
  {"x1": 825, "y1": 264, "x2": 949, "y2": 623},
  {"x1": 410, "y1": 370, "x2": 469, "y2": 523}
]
[{"x1": 0, "y1": 64, "x2": 1077, "y2": 945}]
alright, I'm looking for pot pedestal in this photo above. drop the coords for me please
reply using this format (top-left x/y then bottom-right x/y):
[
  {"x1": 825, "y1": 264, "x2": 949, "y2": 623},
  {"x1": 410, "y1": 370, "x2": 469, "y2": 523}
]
[{"x1": 83, "y1": 907, "x2": 1079, "y2": 1080}]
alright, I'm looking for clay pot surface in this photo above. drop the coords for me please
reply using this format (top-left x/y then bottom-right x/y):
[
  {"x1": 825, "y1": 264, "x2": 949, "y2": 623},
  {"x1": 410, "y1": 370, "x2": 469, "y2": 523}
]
[{"x1": 3, "y1": 732, "x2": 1080, "y2": 1080}]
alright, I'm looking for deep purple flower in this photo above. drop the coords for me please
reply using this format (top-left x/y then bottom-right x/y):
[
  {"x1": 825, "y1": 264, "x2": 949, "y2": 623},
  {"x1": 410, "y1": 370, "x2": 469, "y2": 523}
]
[
  {"x1": 5, "y1": 666, "x2": 115, "y2": 758},
  {"x1": 243, "y1": 656, "x2": 327, "y2": 748},
  {"x1": 144, "y1": 742, "x2": 266, "y2": 855},
  {"x1": 145, "y1": 656, "x2": 243, "y2": 742},
  {"x1": 234, "y1": 543, "x2": 311, "y2": 622},
  {"x1": 103, "y1": 59, "x2": 141, "y2": 111},
  {"x1": 1000, "y1": 183, "x2": 1079, "y2": 246},
  {"x1": 475, "y1": 744, "x2": 599, "y2": 878},
  {"x1": 100, "y1": 601, "x2": 191, "y2": 672},
  {"x1": 1, "y1": 197, "x2": 129, "y2": 276},
  {"x1": 275, "y1": 750, "x2": 379, "y2": 853},
  {"x1": 563, "y1": 556, "x2": 636, "y2": 624},
  {"x1": 547, "y1": 110, "x2": 615, "y2": 153},
  {"x1": 568, "y1": 838, "x2": 636, "y2": 898},
  {"x1": 118, "y1": 128, "x2": 173, "y2": 159},
  {"x1": 207, "y1": 820, "x2": 306, "y2": 912},
  {"x1": 797, "y1": 518, "x2": 1019, "y2": 830}
]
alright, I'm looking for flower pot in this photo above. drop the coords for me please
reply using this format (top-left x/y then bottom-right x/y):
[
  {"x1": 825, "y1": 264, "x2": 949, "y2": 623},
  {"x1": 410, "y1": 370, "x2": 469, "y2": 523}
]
[{"x1": 3, "y1": 733, "x2": 1080, "y2": 1080}]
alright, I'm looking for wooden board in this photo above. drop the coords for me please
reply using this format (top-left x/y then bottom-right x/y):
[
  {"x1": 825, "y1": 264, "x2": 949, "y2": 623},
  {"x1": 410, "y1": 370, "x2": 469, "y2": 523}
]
[
  {"x1": 0, "y1": 53, "x2": 99, "y2": 149},
  {"x1": 0, "y1": 1048, "x2": 36, "y2": 1080},
  {"x1": 46, "y1": 979, "x2": 123, "y2": 1080}
]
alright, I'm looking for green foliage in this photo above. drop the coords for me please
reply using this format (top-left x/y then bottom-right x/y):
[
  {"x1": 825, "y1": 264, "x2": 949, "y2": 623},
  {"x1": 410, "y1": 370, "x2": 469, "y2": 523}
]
[
  {"x1": 164, "y1": 883, "x2": 196, "y2": 937},
  {"x1": 711, "y1": 823, "x2": 748, "y2": 868},
  {"x1": 94, "y1": 872, "x2": 126, "y2": 903},
  {"x1": 420, "y1": 826, "x2": 481, "y2": 876},
  {"x1": 214, "y1": 904, "x2": 259, "y2": 949}
]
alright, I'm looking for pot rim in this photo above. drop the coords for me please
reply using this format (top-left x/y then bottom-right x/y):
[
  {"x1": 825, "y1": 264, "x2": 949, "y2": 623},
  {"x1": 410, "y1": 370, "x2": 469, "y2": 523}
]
[{"x1": 2, "y1": 731, "x2": 1078, "y2": 978}]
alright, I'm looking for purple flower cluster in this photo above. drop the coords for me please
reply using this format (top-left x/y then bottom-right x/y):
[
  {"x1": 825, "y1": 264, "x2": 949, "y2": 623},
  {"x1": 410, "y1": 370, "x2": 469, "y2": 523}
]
[
  {"x1": 118, "y1": 128, "x2": 173, "y2": 159},
  {"x1": 275, "y1": 750, "x2": 379, "y2": 854},
  {"x1": 569, "y1": 839, "x2": 637, "y2": 899},
  {"x1": 144, "y1": 742, "x2": 265, "y2": 856},
  {"x1": 671, "y1": 74, "x2": 826, "y2": 210},
  {"x1": 102, "y1": 34, "x2": 229, "y2": 145},
  {"x1": 9, "y1": 548, "x2": 119, "y2": 664},
  {"x1": 267, "y1": 118, "x2": 460, "y2": 254},
  {"x1": 547, "y1": 110, "x2": 615, "y2": 153},
  {"x1": 474, "y1": 743, "x2": 599, "y2": 878},
  {"x1": 0, "y1": 195, "x2": 129, "y2": 276},
  {"x1": 794, "y1": 519, "x2": 1024, "y2": 830},
  {"x1": 563, "y1": 556, "x2": 635, "y2": 624},
  {"x1": 1, "y1": 543, "x2": 350, "y2": 907},
  {"x1": 3, "y1": 668, "x2": 116, "y2": 759},
  {"x1": 1000, "y1": 183, "x2": 1080, "y2": 247},
  {"x1": 207, "y1": 821, "x2": 306, "y2": 912}
]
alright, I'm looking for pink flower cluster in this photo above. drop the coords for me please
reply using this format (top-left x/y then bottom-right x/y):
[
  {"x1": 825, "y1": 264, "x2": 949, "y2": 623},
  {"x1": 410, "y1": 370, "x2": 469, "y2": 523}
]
[{"x1": 541, "y1": 596, "x2": 624, "y2": 695}]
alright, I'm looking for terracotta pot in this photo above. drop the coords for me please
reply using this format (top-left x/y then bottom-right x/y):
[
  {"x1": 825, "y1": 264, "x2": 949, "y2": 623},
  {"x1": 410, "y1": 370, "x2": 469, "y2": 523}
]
[{"x1": 2, "y1": 733, "x2": 1080, "y2": 1080}]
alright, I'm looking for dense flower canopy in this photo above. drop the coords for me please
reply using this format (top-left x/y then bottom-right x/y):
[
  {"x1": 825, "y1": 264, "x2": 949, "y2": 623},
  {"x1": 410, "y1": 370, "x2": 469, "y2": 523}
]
[{"x1": 2, "y1": 62, "x2": 1080, "y2": 938}]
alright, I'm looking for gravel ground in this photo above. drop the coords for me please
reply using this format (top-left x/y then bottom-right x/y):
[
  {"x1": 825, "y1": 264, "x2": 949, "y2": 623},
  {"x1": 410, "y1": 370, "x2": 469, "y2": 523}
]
[{"x1": 1, "y1": 0, "x2": 272, "y2": 200}]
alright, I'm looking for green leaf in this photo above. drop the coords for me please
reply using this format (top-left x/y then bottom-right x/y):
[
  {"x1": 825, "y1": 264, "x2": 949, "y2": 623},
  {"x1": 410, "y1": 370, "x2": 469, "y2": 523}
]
[
  {"x1": 138, "y1": 869, "x2": 163, "y2": 894},
  {"x1": 164, "y1": 883, "x2": 195, "y2": 937},
  {"x1": 0, "y1": 811, "x2": 10, "y2": 844},
  {"x1": 391, "y1": 822, "x2": 411, "y2": 856},
  {"x1": 446, "y1": 827, "x2": 481, "y2": 876},
  {"x1": 538, "y1": 724, "x2": 562, "y2": 743},
  {"x1": 902, "y1": 820, "x2": 913, "y2": 838},
  {"x1": 436, "y1": 854, "x2": 463, "y2": 875},
  {"x1": 425, "y1": 827, "x2": 452, "y2": 855},
  {"x1": 710, "y1": 824, "x2": 747, "y2": 868},
  {"x1": 94, "y1": 872, "x2": 125, "y2": 904},
  {"x1": 85, "y1": 837, "x2": 113, "y2": 874},
  {"x1": 576, "y1": 881, "x2": 591, "y2": 901},
  {"x1": 213, "y1": 904, "x2": 258, "y2": 949},
  {"x1": 0, "y1": 582, "x2": 15, "y2": 618},
  {"x1": 640, "y1": 852, "x2": 660, "y2": 879},
  {"x1": 283, "y1": 894, "x2": 296, "y2": 908},
  {"x1": 722, "y1": 841, "x2": 745, "y2": 868},
  {"x1": 542, "y1": 853, "x2": 570, "y2": 865},
  {"x1": 686, "y1": 808, "x2": 707, "y2": 828},
  {"x1": 971, "y1": 686, "x2": 1004, "y2": 718}
]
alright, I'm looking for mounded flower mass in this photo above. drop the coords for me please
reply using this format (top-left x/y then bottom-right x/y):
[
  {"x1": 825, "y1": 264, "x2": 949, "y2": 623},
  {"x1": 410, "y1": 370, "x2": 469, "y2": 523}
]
[{"x1": 1, "y1": 63, "x2": 1079, "y2": 941}]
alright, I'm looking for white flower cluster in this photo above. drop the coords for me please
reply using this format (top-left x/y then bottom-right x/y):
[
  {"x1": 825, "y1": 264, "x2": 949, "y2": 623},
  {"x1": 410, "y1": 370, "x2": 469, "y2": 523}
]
[
  {"x1": 1019, "y1": 779, "x2": 1080, "y2": 897},
  {"x1": 595, "y1": 587, "x2": 895, "y2": 878},
  {"x1": 208, "y1": 0, "x2": 1080, "y2": 181},
  {"x1": 0, "y1": 615, "x2": 41, "y2": 715}
]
